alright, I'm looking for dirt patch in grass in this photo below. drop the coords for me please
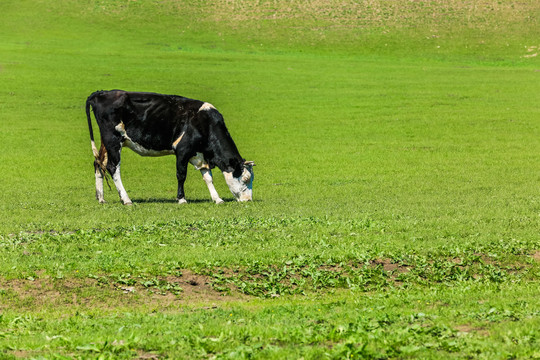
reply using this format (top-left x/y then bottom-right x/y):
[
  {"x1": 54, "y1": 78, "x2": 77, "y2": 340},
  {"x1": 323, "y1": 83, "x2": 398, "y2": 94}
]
[
  {"x1": 454, "y1": 324, "x2": 490, "y2": 337},
  {"x1": 1, "y1": 254, "x2": 535, "y2": 307},
  {"x1": 0, "y1": 270, "x2": 245, "y2": 312},
  {"x1": 136, "y1": 351, "x2": 160, "y2": 360},
  {"x1": 10, "y1": 350, "x2": 34, "y2": 359},
  {"x1": 371, "y1": 258, "x2": 410, "y2": 274}
]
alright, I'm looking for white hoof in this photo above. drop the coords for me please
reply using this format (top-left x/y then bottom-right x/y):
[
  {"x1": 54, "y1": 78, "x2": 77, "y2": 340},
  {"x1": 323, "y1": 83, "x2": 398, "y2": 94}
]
[
  {"x1": 178, "y1": 198, "x2": 188, "y2": 205},
  {"x1": 214, "y1": 198, "x2": 224, "y2": 204}
]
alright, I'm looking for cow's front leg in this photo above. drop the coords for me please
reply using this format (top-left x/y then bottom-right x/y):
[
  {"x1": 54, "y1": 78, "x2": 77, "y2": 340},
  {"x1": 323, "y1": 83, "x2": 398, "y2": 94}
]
[
  {"x1": 176, "y1": 156, "x2": 189, "y2": 204},
  {"x1": 188, "y1": 153, "x2": 223, "y2": 204},
  {"x1": 200, "y1": 169, "x2": 224, "y2": 204}
]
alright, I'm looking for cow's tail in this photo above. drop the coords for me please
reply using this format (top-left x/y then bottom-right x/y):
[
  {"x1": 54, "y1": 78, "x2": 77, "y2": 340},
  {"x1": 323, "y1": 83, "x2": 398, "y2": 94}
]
[
  {"x1": 86, "y1": 94, "x2": 99, "y2": 159},
  {"x1": 86, "y1": 93, "x2": 111, "y2": 189}
]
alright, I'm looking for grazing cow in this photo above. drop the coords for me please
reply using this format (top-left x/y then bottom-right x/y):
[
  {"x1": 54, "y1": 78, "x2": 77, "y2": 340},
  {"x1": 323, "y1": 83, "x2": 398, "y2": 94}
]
[{"x1": 85, "y1": 90, "x2": 254, "y2": 205}]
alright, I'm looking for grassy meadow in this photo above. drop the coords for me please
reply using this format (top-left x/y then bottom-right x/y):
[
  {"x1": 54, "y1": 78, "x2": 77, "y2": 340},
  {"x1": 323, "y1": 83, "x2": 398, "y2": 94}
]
[{"x1": 1, "y1": 0, "x2": 539, "y2": 358}]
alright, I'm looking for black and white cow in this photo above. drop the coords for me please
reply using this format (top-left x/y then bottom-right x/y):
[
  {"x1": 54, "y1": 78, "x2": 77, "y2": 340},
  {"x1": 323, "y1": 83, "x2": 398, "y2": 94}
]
[{"x1": 85, "y1": 90, "x2": 254, "y2": 205}]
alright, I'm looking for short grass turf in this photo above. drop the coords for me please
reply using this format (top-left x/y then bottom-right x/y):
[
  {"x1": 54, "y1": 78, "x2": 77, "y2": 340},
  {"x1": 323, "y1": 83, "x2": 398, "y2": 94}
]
[{"x1": 0, "y1": 0, "x2": 539, "y2": 358}]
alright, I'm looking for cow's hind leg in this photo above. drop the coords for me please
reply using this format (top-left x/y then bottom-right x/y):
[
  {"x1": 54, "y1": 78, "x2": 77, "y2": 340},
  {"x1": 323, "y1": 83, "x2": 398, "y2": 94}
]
[
  {"x1": 94, "y1": 143, "x2": 108, "y2": 203},
  {"x1": 104, "y1": 140, "x2": 132, "y2": 205},
  {"x1": 111, "y1": 164, "x2": 132, "y2": 205}
]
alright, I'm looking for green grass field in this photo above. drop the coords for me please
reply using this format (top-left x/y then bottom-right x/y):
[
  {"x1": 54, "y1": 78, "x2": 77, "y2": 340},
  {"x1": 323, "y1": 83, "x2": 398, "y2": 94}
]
[{"x1": 1, "y1": 0, "x2": 539, "y2": 358}]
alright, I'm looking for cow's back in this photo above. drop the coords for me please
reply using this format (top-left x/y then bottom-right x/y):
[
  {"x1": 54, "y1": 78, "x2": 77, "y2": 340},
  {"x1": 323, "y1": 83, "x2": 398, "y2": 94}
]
[{"x1": 89, "y1": 90, "x2": 204, "y2": 151}]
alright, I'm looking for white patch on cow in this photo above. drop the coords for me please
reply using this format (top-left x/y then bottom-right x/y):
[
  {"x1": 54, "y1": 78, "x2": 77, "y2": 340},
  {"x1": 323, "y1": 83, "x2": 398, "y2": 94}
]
[
  {"x1": 200, "y1": 168, "x2": 223, "y2": 204},
  {"x1": 198, "y1": 102, "x2": 216, "y2": 112},
  {"x1": 115, "y1": 122, "x2": 126, "y2": 133},
  {"x1": 188, "y1": 153, "x2": 223, "y2": 203},
  {"x1": 95, "y1": 168, "x2": 105, "y2": 203},
  {"x1": 172, "y1": 132, "x2": 185, "y2": 149},
  {"x1": 115, "y1": 122, "x2": 174, "y2": 157},
  {"x1": 111, "y1": 163, "x2": 132, "y2": 205},
  {"x1": 189, "y1": 152, "x2": 210, "y2": 170},
  {"x1": 223, "y1": 168, "x2": 253, "y2": 202}
]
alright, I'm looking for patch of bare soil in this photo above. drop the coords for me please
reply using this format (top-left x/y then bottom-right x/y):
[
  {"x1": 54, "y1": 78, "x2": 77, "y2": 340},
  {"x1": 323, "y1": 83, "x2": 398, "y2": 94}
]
[
  {"x1": 158, "y1": 269, "x2": 242, "y2": 304},
  {"x1": 454, "y1": 324, "x2": 490, "y2": 336},
  {"x1": 0, "y1": 270, "x2": 244, "y2": 312},
  {"x1": 136, "y1": 351, "x2": 160, "y2": 360},
  {"x1": 10, "y1": 350, "x2": 35, "y2": 359},
  {"x1": 371, "y1": 258, "x2": 410, "y2": 274},
  {"x1": 532, "y1": 250, "x2": 540, "y2": 262}
]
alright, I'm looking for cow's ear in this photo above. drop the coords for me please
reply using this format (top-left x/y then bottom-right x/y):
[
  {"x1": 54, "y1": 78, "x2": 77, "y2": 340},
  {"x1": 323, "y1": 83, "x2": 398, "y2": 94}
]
[{"x1": 244, "y1": 160, "x2": 255, "y2": 167}]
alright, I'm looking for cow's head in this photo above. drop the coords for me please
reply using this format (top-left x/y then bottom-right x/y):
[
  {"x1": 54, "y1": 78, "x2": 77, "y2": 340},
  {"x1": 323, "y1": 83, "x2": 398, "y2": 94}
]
[{"x1": 223, "y1": 161, "x2": 255, "y2": 202}]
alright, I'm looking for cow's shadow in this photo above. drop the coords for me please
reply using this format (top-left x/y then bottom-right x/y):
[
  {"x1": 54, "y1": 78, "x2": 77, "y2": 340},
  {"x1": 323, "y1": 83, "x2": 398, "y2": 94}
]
[{"x1": 130, "y1": 198, "x2": 235, "y2": 204}]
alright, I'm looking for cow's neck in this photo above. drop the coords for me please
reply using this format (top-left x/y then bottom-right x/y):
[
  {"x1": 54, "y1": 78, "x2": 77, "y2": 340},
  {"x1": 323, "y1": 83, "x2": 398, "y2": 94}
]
[{"x1": 206, "y1": 134, "x2": 244, "y2": 176}]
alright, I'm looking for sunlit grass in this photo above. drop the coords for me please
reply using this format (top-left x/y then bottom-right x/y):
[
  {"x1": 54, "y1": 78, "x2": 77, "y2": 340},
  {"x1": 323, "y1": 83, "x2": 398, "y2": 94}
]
[{"x1": 0, "y1": 0, "x2": 539, "y2": 358}]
